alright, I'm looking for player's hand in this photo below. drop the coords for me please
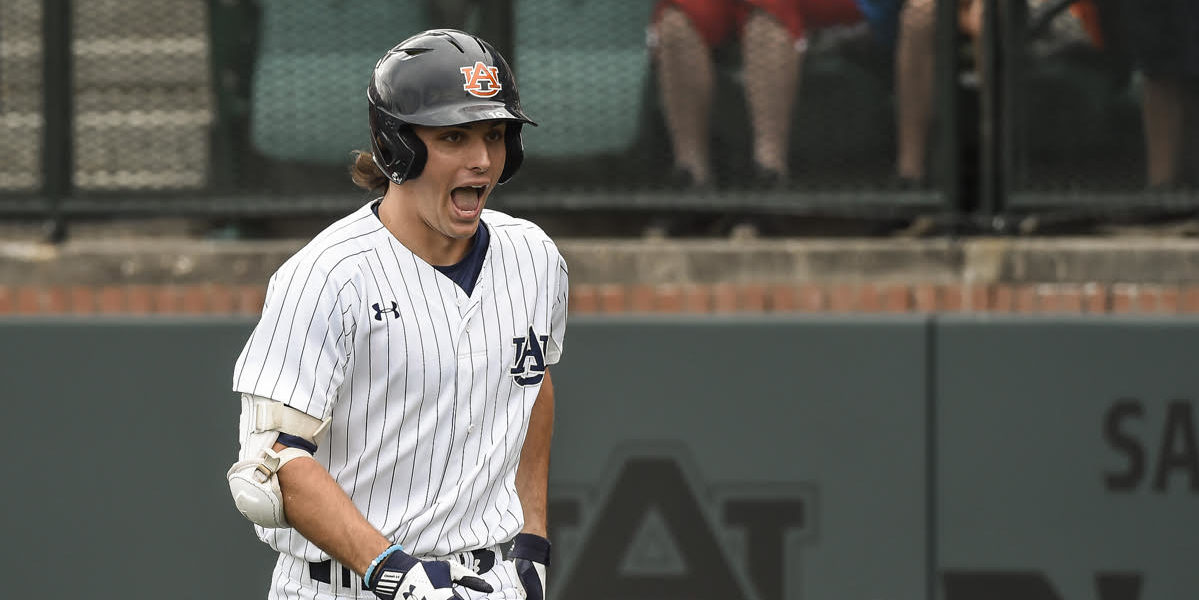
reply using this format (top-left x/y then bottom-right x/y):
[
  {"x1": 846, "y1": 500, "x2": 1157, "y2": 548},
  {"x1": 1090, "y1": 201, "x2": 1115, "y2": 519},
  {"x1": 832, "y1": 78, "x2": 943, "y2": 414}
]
[
  {"x1": 509, "y1": 533, "x2": 551, "y2": 600},
  {"x1": 365, "y1": 545, "x2": 493, "y2": 600}
]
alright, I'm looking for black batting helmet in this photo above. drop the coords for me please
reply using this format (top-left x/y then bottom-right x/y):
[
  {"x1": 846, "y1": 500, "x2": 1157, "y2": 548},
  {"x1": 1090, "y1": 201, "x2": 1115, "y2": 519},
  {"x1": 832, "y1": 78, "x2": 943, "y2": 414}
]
[{"x1": 367, "y1": 29, "x2": 536, "y2": 185}]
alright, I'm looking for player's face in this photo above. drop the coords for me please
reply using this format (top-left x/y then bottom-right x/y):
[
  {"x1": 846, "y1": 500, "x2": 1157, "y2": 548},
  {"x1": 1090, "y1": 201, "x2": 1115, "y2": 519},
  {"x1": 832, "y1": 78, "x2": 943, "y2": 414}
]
[{"x1": 408, "y1": 121, "x2": 507, "y2": 241}]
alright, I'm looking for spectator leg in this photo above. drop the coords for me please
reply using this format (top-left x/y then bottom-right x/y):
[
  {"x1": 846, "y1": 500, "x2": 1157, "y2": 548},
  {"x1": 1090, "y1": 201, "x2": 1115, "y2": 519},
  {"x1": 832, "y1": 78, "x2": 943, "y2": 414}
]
[
  {"x1": 1142, "y1": 76, "x2": 1184, "y2": 187},
  {"x1": 741, "y1": 8, "x2": 799, "y2": 177},
  {"x1": 653, "y1": 6, "x2": 715, "y2": 185},
  {"x1": 895, "y1": 0, "x2": 936, "y2": 183}
]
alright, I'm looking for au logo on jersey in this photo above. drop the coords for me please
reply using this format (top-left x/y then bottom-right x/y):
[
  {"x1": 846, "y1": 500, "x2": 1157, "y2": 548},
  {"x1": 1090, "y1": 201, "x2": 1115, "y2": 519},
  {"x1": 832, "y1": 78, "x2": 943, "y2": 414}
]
[
  {"x1": 460, "y1": 61, "x2": 502, "y2": 98},
  {"x1": 511, "y1": 326, "x2": 549, "y2": 386}
]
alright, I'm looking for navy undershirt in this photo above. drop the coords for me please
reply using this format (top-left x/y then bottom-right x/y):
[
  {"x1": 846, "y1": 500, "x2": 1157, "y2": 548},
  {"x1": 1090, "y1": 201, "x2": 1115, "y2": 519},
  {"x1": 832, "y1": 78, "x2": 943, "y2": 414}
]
[
  {"x1": 276, "y1": 433, "x2": 317, "y2": 454},
  {"x1": 372, "y1": 199, "x2": 488, "y2": 296}
]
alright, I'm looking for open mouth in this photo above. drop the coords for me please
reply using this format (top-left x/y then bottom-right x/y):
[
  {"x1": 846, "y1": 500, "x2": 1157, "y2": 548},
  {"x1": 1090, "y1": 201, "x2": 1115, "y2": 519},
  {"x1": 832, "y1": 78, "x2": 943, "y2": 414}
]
[{"x1": 450, "y1": 184, "x2": 486, "y2": 217}]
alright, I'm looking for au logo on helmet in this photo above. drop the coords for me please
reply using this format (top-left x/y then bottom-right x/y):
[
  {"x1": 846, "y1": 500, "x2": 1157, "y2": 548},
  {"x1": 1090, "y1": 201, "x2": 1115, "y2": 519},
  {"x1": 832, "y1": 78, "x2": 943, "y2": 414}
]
[{"x1": 460, "y1": 61, "x2": 502, "y2": 98}]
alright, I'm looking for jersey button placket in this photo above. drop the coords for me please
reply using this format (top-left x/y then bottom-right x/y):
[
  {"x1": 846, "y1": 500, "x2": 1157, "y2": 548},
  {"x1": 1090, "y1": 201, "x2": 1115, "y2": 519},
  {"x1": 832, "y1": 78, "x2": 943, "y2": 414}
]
[{"x1": 456, "y1": 305, "x2": 482, "y2": 438}]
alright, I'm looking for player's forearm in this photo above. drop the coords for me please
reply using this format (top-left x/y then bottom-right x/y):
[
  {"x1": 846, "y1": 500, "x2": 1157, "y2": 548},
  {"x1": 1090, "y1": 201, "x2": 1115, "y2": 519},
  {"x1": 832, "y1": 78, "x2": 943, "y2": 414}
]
[
  {"x1": 516, "y1": 370, "x2": 555, "y2": 537},
  {"x1": 273, "y1": 442, "x2": 390, "y2": 576}
]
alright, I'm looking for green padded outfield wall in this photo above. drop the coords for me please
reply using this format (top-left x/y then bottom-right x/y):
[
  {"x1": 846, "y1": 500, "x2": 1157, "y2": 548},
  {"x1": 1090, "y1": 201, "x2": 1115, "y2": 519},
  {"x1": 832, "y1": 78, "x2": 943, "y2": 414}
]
[
  {"x1": 935, "y1": 316, "x2": 1199, "y2": 600},
  {"x1": 1, "y1": 316, "x2": 1196, "y2": 600},
  {"x1": 543, "y1": 316, "x2": 929, "y2": 600},
  {"x1": 0, "y1": 320, "x2": 278, "y2": 597},
  {"x1": 0, "y1": 316, "x2": 927, "y2": 600}
]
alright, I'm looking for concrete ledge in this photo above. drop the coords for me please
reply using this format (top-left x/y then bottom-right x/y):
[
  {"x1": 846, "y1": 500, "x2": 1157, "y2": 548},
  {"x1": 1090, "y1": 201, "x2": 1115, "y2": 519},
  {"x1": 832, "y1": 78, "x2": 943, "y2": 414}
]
[{"x1": 3, "y1": 237, "x2": 1199, "y2": 286}]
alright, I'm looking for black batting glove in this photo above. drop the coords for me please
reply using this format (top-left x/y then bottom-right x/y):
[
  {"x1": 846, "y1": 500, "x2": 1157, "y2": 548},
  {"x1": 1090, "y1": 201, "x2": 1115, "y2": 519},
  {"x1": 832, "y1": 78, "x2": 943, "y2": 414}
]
[
  {"x1": 364, "y1": 544, "x2": 493, "y2": 600},
  {"x1": 509, "y1": 533, "x2": 551, "y2": 600}
]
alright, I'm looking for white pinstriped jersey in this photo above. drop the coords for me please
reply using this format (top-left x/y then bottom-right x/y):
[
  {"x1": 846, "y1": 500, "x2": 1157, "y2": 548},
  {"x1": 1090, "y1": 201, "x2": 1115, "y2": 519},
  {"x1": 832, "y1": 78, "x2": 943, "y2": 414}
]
[{"x1": 232, "y1": 202, "x2": 568, "y2": 562}]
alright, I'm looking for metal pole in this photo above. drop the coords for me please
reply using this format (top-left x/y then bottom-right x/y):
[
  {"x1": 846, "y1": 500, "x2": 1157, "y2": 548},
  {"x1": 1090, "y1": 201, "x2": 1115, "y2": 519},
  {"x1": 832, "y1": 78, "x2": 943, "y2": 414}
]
[
  {"x1": 484, "y1": 0, "x2": 514, "y2": 66},
  {"x1": 934, "y1": 0, "x2": 962, "y2": 223},
  {"x1": 41, "y1": 0, "x2": 72, "y2": 242},
  {"x1": 979, "y1": 0, "x2": 1001, "y2": 219},
  {"x1": 999, "y1": 0, "x2": 1028, "y2": 219}
]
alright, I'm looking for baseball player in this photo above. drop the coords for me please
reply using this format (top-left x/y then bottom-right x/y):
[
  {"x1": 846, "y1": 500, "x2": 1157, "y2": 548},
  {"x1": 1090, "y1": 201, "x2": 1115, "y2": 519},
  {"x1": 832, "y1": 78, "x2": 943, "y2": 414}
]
[{"x1": 227, "y1": 29, "x2": 566, "y2": 600}]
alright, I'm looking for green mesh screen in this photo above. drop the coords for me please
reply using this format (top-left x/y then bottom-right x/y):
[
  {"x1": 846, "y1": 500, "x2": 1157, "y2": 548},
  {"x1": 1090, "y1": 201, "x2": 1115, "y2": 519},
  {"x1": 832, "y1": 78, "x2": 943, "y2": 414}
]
[
  {"x1": 3, "y1": 0, "x2": 1197, "y2": 221},
  {"x1": 514, "y1": 0, "x2": 654, "y2": 160},
  {"x1": 506, "y1": 0, "x2": 903, "y2": 196},
  {"x1": 73, "y1": 0, "x2": 213, "y2": 190},
  {"x1": 248, "y1": 0, "x2": 430, "y2": 165},
  {"x1": 0, "y1": 0, "x2": 924, "y2": 213},
  {"x1": 0, "y1": 0, "x2": 43, "y2": 192},
  {"x1": 1008, "y1": 0, "x2": 1199, "y2": 209}
]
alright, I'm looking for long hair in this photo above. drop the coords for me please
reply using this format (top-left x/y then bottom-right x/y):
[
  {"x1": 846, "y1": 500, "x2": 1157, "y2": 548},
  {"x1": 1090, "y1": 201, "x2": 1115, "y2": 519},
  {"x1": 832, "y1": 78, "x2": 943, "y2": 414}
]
[{"x1": 349, "y1": 150, "x2": 389, "y2": 192}]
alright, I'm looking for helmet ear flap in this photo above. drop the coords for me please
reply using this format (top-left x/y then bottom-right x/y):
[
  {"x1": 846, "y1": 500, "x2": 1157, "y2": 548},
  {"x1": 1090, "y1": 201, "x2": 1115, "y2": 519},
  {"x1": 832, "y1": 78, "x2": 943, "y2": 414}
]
[
  {"x1": 369, "y1": 110, "x2": 427, "y2": 184},
  {"x1": 392, "y1": 128, "x2": 427, "y2": 183},
  {"x1": 498, "y1": 122, "x2": 525, "y2": 184}
]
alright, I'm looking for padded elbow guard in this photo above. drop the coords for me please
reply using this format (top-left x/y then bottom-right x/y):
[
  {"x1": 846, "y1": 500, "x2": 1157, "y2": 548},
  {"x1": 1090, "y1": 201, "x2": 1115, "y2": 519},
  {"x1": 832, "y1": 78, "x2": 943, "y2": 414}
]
[
  {"x1": 227, "y1": 394, "x2": 330, "y2": 528},
  {"x1": 227, "y1": 446, "x2": 311, "y2": 528}
]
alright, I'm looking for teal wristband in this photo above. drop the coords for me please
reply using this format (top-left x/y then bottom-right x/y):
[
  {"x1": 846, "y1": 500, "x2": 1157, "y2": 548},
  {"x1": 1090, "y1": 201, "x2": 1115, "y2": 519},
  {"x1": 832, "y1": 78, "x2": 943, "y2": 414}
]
[{"x1": 363, "y1": 543, "x2": 405, "y2": 588}]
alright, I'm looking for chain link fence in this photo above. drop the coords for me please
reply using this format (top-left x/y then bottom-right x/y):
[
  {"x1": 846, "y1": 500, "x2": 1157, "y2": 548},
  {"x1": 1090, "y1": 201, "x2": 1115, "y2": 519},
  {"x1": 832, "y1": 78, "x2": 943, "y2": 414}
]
[
  {"x1": 1, "y1": 0, "x2": 1197, "y2": 228},
  {"x1": 1000, "y1": 0, "x2": 1199, "y2": 218},
  {"x1": 74, "y1": 0, "x2": 213, "y2": 191},
  {"x1": 1, "y1": 0, "x2": 43, "y2": 192},
  {"x1": 504, "y1": 0, "x2": 924, "y2": 218}
]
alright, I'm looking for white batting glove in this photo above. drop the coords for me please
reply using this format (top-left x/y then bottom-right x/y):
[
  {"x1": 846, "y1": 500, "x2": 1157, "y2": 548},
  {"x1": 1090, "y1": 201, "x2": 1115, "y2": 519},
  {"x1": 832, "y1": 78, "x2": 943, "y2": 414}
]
[
  {"x1": 365, "y1": 544, "x2": 493, "y2": 600},
  {"x1": 509, "y1": 534, "x2": 550, "y2": 600}
]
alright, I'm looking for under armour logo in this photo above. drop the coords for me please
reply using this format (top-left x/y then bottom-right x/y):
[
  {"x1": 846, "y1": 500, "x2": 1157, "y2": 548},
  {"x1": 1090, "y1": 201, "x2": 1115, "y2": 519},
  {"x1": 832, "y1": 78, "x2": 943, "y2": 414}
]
[
  {"x1": 372, "y1": 301, "x2": 400, "y2": 321},
  {"x1": 511, "y1": 326, "x2": 549, "y2": 386},
  {"x1": 460, "y1": 61, "x2": 502, "y2": 98},
  {"x1": 400, "y1": 584, "x2": 418, "y2": 599}
]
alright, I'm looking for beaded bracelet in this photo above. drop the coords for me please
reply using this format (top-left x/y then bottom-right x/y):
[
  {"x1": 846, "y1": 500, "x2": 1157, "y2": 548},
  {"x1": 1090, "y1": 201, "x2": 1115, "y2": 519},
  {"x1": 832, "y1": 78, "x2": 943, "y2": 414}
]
[{"x1": 363, "y1": 543, "x2": 405, "y2": 588}]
